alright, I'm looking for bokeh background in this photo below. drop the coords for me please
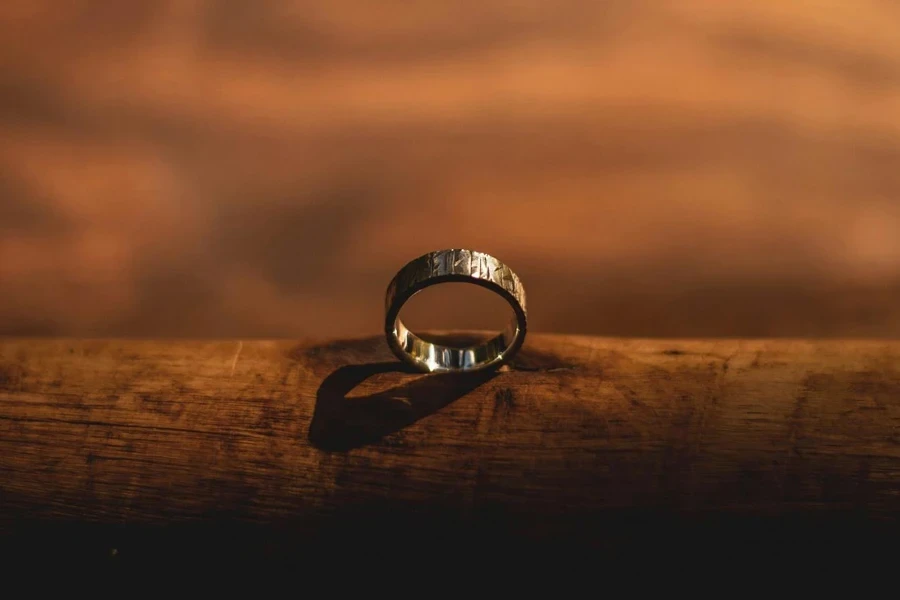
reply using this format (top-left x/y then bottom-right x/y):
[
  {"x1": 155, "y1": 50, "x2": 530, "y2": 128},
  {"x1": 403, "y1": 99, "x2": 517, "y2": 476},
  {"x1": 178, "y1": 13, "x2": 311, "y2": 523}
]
[{"x1": 2, "y1": 0, "x2": 899, "y2": 339}]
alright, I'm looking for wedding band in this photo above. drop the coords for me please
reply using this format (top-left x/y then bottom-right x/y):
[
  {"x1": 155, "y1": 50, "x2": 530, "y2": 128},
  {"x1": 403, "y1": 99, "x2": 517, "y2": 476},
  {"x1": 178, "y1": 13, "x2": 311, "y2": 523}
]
[{"x1": 384, "y1": 249, "x2": 527, "y2": 373}]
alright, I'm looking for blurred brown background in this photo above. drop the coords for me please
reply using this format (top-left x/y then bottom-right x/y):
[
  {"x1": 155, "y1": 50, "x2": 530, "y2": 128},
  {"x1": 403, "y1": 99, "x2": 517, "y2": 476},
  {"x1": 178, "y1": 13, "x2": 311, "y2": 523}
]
[{"x1": 1, "y1": 1, "x2": 899, "y2": 339}]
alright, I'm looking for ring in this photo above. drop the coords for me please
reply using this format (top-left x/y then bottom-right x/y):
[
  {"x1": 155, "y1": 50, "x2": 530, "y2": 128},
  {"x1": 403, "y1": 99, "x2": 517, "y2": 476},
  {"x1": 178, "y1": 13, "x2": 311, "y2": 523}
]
[{"x1": 384, "y1": 249, "x2": 527, "y2": 373}]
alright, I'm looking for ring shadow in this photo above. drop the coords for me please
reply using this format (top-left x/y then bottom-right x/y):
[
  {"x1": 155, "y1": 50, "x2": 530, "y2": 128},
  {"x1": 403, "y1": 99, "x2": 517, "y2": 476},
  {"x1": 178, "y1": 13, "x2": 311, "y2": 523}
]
[{"x1": 308, "y1": 360, "x2": 498, "y2": 452}]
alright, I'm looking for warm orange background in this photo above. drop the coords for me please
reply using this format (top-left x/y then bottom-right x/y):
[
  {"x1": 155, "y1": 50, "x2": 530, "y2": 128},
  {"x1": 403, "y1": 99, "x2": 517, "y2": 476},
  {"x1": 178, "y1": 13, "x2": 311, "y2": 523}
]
[{"x1": 1, "y1": 1, "x2": 899, "y2": 339}]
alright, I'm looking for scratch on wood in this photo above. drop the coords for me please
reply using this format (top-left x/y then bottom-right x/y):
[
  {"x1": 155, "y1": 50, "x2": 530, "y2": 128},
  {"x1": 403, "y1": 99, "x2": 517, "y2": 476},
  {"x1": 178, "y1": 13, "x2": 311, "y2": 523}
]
[
  {"x1": 722, "y1": 351, "x2": 737, "y2": 374},
  {"x1": 230, "y1": 341, "x2": 243, "y2": 376}
]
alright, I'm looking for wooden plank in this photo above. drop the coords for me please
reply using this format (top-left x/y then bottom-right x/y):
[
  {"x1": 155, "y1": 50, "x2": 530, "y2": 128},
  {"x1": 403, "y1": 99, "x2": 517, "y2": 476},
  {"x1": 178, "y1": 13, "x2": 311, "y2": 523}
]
[{"x1": 1, "y1": 335, "x2": 899, "y2": 561}]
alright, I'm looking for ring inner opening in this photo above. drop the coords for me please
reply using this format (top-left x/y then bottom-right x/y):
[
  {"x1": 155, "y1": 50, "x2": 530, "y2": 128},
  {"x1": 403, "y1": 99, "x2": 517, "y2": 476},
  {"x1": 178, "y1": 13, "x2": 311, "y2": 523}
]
[{"x1": 394, "y1": 282, "x2": 518, "y2": 371}]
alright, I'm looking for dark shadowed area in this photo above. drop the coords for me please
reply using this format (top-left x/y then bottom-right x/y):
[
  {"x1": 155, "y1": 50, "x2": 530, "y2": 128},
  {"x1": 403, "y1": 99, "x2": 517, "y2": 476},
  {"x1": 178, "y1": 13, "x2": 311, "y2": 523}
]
[{"x1": 1, "y1": 1, "x2": 899, "y2": 339}]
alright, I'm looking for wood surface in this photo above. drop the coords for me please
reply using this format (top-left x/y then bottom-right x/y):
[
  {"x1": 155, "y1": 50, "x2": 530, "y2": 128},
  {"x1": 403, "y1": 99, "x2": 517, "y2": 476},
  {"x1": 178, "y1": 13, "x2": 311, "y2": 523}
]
[{"x1": 2, "y1": 334, "x2": 899, "y2": 562}]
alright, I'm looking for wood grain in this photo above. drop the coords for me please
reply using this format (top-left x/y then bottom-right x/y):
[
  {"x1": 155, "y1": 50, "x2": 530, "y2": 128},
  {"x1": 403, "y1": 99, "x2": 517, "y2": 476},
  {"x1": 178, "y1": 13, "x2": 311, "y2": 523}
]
[{"x1": 2, "y1": 334, "x2": 899, "y2": 561}]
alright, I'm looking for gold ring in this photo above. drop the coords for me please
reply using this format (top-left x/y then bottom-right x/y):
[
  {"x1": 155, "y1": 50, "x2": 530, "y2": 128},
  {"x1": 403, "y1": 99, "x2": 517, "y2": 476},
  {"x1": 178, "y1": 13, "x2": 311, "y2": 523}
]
[{"x1": 384, "y1": 249, "x2": 527, "y2": 373}]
